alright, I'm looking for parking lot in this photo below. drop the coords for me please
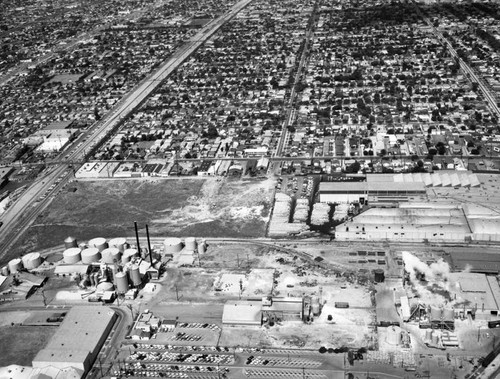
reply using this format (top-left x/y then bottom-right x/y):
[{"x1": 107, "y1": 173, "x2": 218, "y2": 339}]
[
  {"x1": 244, "y1": 368, "x2": 328, "y2": 378},
  {"x1": 276, "y1": 175, "x2": 317, "y2": 201},
  {"x1": 245, "y1": 355, "x2": 322, "y2": 368}
]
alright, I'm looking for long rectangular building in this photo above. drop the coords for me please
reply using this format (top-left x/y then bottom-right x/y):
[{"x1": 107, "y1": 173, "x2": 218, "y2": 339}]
[
  {"x1": 33, "y1": 306, "x2": 117, "y2": 375},
  {"x1": 319, "y1": 181, "x2": 427, "y2": 205}
]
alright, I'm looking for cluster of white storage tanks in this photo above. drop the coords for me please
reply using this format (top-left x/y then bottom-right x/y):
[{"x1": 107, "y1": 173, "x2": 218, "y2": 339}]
[
  {"x1": 163, "y1": 237, "x2": 183, "y2": 253},
  {"x1": 101, "y1": 247, "x2": 122, "y2": 264},
  {"x1": 62, "y1": 236, "x2": 132, "y2": 265},
  {"x1": 163, "y1": 237, "x2": 206, "y2": 254},
  {"x1": 88, "y1": 237, "x2": 108, "y2": 252},
  {"x1": 61, "y1": 236, "x2": 149, "y2": 294},
  {"x1": 3, "y1": 252, "x2": 44, "y2": 275},
  {"x1": 63, "y1": 247, "x2": 82, "y2": 264},
  {"x1": 108, "y1": 260, "x2": 143, "y2": 293}
]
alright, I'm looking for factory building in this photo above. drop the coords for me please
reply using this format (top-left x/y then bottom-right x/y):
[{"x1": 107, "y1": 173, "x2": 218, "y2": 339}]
[
  {"x1": 74, "y1": 162, "x2": 120, "y2": 179},
  {"x1": 222, "y1": 301, "x2": 263, "y2": 326},
  {"x1": 319, "y1": 181, "x2": 427, "y2": 205},
  {"x1": 448, "y1": 273, "x2": 500, "y2": 320},
  {"x1": 335, "y1": 204, "x2": 470, "y2": 242},
  {"x1": 33, "y1": 306, "x2": 117, "y2": 374},
  {"x1": 130, "y1": 311, "x2": 161, "y2": 340},
  {"x1": 222, "y1": 297, "x2": 303, "y2": 326},
  {"x1": 366, "y1": 171, "x2": 481, "y2": 188}
]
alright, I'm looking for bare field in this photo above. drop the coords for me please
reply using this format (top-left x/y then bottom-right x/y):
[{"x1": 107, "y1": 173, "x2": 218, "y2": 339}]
[{"x1": 11, "y1": 177, "x2": 274, "y2": 258}]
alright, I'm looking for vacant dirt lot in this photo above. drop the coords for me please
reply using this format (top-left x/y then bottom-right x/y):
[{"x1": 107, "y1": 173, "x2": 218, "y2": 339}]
[{"x1": 11, "y1": 177, "x2": 274, "y2": 256}]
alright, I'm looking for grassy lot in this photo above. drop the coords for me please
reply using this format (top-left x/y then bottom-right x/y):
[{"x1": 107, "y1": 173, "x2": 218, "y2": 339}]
[
  {"x1": 10, "y1": 177, "x2": 273, "y2": 259},
  {"x1": 0, "y1": 325, "x2": 57, "y2": 366}
]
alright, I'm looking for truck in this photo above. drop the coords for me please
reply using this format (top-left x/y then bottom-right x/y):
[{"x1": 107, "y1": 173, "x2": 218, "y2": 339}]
[{"x1": 335, "y1": 302, "x2": 349, "y2": 308}]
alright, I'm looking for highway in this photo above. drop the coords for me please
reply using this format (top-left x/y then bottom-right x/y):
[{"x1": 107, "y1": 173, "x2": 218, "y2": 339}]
[
  {"x1": 274, "y1": 1, "x2": 318, "y2": 157},
  {"x1": 0, "y1": 0, "x2": 254, "y2": 260}
]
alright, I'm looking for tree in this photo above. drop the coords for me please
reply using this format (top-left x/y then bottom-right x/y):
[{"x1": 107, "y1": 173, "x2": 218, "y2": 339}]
[{"x1": 205, "y1": 125, "x2": 218, "y2": 138}]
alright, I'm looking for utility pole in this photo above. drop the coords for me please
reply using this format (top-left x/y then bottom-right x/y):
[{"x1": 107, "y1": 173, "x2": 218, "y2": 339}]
[{"x1": 41, "y1": 289, "x2": 47, "y2": 306}]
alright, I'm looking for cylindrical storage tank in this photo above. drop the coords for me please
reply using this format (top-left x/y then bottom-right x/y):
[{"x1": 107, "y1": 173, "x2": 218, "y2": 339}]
[
  {"x1": 63, "y1": 247, "x2": 82, "y2": 264},
  {"x1": 430, "y1": 306, "x2": 442, "y2": 321},
  {"x1": 22, "y1": 252, "x2": 42, "y2": 270},
  {"x1": 122, "y1": 248, "x2": 138, "y2": 264},
  {"x1": 373, "y1": 269, "x2": 385, "y2": 283},
  {"x1": 96, "y1": 281, "x2": 114, "y2": 292},
  {"x1": 443, "y1": 308, "x2": 454, "y2": 322},
  {"x1": 109, "y1": 237, "x2": 127, "y2": 253},
  {"x1": 116, "y1": 272, "x2": 129, "y2": 293},
  {"x1": 101, "y1": 247, "x2": 122, "y2": 264},
  {"x1": 425, "y1": 329, "x2": 433, "y2": 341},
  {"x1": 8, "y1": 258, "x2": 23, "y2": 274},
  {"x1": 163, "y1": 237, "x2": 183, "y2": 254},
  {"x1": 81, "y1": 248, "x2": 101, "y2": 264},
  {"x1": 387, "y1": 326, "x2": 402, "y2": 345},
  {"x1": 312, "y1": 301, "x2": 320, "y2": 316},
  {"x1": 88, "y1": 237, "x2": 108, "y2": 252},
  {"x1": 185, "y1": 237, "x2": 197, "y2": 252},
  {"x1": 197, "y1": 243, "x2": 206, "y2": 255},
  {"x1": 130, "y1": 264, "x2": 142, "y2": 286},
  {"x1": 64, "y1": 236, "x2": 78, "y2": 249},
  {"x1": 1, "y1": 266, "x2": 9, "y2": 276},
  {"x1": 111, "y1": 265, "x2": 117, "y2": 284}
]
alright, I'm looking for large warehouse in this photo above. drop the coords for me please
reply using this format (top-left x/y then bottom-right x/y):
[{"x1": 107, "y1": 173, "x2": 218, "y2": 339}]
[
  {"x1": 319, "y1": 181, "x2": 427, "y2": 205},
  {"x1": 32, "y1": 306, "x2": 117, "y2": 375},
  {"x1": 335, "y1": 204, "x2": 470, "y2": 242}
]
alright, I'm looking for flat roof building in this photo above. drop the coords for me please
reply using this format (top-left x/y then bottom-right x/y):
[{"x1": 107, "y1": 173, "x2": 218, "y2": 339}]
[
  {"x1": 33, "y1": 306, "x2": 116, "y2": 375},
  {"x1": 222, "y1": 300, "x2": 262, "y2": 326},
  {"x1": 335, "y1": 206, "x2": 470, "y2": 242},
  {"x1": 319, "y1": 181, "x2": 426, "y2": 205},
  {"x1": 449, "y1": 273, "x2": 500, "y2": 319}
]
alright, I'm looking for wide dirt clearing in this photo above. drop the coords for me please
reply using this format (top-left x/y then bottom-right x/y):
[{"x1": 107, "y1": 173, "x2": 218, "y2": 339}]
[{"x1": 11, "y1": 177, "x2": 274, "y2": 257}]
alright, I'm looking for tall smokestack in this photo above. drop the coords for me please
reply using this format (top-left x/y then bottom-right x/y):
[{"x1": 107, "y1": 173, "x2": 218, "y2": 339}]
[
  {"x1": 146, "y1": 224, "x2": 153, "y2": 264},
  {"x1": 134, "y1": 221, "x2": 141, "y2": 252}
]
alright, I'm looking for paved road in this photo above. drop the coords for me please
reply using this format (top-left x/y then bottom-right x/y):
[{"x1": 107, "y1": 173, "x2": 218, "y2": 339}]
[{"x1": 275, "y1": 2, "x2": 318, "y2": 157}]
